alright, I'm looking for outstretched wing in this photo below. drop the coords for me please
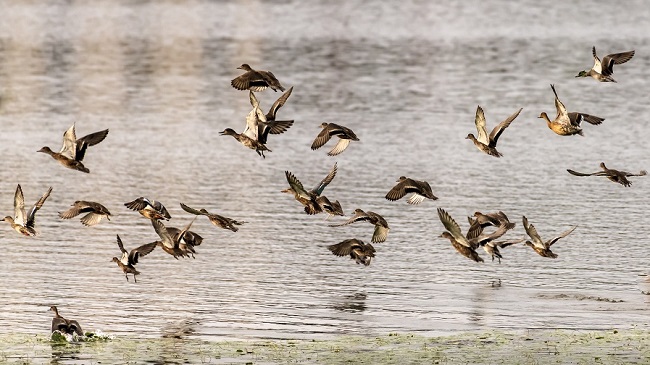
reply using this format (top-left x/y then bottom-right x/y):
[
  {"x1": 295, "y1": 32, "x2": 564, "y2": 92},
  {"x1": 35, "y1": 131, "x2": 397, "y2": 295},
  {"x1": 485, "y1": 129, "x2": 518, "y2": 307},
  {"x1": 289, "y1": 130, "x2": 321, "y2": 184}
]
[
  {"x1": 129, "y1": 241, "x2": 157, "y2": 265},
  {"x1": 13, "y1": 184, "x2": 26, "y2": 225},
  {"x1": 267, "y1": 86, "x2": 293, "y2": 120},
  {"x1": 522, "y1": 216, "x2": 545, "y2": 248},
  {"x1": 567, "y1": 169, "x2": 605, "y2": 177},
  {"x1": 550, "y1": 84, "x2": 567, "y2": 119},
  {"x1": 180, "y1": 202, "x2": 204, "y2": 216},
  {"x1": 311, "y1": 162, "x2": 338, "y2": 196},
  {"x1": 474, "y1": 105, "x2": 489, "y2": 145},
  {"x1": 489, "y1": 108, "x2": 522, "y2": 147},
  {"x1": 547, "y1": 226, "x2": 577, "y2": 247},
  {"x1": 601, "y1": 49, "x2": 635, "y2": 76},
  {"x1": 437, "y1": 208, "x2": 470, "y2": 246}
]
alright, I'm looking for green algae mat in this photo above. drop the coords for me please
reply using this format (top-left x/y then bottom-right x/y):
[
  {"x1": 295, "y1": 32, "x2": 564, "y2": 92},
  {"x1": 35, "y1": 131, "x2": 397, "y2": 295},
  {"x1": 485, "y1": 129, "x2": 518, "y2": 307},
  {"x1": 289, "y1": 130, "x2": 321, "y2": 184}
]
[{"x1": 1, "y1": 329, "x2": 649, "y2": 364}]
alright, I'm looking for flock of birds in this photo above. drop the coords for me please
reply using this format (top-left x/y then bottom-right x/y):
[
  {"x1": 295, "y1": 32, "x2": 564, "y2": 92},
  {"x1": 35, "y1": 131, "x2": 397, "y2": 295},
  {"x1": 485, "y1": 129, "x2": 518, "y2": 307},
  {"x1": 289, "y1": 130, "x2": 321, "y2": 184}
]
[{"x1": 3, "y1": 47, "x2": 646, "y2": 336}]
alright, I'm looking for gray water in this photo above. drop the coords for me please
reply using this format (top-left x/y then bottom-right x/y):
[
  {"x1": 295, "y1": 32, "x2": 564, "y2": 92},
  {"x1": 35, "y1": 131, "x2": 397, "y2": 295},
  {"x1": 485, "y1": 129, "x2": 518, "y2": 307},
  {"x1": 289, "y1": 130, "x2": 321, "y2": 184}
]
[{"x1": 1, "y1": 0, "x2": 649, "y2": 342}]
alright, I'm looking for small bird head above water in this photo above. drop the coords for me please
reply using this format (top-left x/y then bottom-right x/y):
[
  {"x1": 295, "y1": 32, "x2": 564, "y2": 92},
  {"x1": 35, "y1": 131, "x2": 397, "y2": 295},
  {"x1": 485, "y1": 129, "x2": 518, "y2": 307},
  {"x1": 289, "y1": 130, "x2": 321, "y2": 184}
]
[
  {"x1": 465, "y1": 133, "x2": 475, "y2": 140},
  {"x1": 37, "y1": 146, "x2": 53, "y2": 153},
  {"x1": 237, "y1": 64, "x2": 253, "y2": 71}
]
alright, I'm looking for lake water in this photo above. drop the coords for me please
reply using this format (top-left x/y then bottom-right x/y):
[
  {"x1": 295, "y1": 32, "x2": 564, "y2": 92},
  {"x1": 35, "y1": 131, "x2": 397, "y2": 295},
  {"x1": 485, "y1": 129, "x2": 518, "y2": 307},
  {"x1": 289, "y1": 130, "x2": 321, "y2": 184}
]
[{"x1": 1, "y1": 0, "x2": 649, "y2": 344}]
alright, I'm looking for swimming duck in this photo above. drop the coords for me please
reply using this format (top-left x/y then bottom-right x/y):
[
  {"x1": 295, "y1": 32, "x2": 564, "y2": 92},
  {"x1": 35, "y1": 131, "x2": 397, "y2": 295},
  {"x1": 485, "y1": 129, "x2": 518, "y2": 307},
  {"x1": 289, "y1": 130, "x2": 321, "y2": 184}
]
[
  {"x1": 151, "y1": 217, "x2": 197, "y2": 259},
  {"x1": 466, "y1": 105, "x2": 522, "y2": 157},
  {"x1": 385, "y1": 176, "x2": 438, "y2": 205},
  {"x1": 49, "y1": 306, "x2": 83, "y2": 336},
  {"x1": 328, "y1": 238, "x2": 376, "y2": 266},
  {"x1": 567, "y1": 162, "x2": 647, "y2": 187},
  {"x1": 330, "y1": 209, "x2": 390, "y2": 243},
  {"x1": 576, "y1": 46, "x2": 635, "y2": 82},
  {"x1": 481, "y1": 237, "x2": 524, "y2": 263},
  {"x1": 3, "y1": 184, "x2": 52, "y2": 236},
  {"x1": 38, "y1": 123, "x2": 109, "y2": 173},
  {"x1": 311, "y1": 123, "x2": 359, "y2": 156},
  {"x1": 231, "y1": 64, "x2": 285, "y2": 92},
  {"x1": 538, "y1": 84, "x2": 604, "y2": 136},
  {"x1": 124, "y1": 197, "x2": 171, "y2": 220},
  {"x1": 522, "y1": 216, "x2": 577, "y2": 258},
  {"x1": 437, "y1": 208, "x2": 511, "y2": 263},
  {"x1": 282, "y1": 163, "x2": 338, "y2": 215},
  {"x1": 220, "y1": 106, "x2": 273, "y2": 158},
  {"x1": 180, "y1": 203, "x2": 246, "y2": 232},
  {"x1": 112, "y1": 234, "x2": 156, "y2": 282},
  {"x1": 59, "y1": 201, "x2": 112, "y2": 226}
]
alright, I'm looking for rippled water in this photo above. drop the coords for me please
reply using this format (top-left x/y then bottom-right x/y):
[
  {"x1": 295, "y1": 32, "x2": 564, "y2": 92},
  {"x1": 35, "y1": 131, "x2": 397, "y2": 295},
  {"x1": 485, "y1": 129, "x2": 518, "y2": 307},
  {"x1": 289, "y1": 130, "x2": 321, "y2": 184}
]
[{"x1": 1, "y1": 0, "x2": 649, "y2": 343}]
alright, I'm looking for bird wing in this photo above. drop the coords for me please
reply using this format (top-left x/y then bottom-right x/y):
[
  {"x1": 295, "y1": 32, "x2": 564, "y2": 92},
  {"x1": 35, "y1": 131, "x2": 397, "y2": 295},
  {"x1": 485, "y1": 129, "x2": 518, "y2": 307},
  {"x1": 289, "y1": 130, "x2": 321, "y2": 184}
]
[
  {"x1": 77, "y1": 129, "x2": 109, "y2": 148},
  {"x1": 328, "y1": 239, "x2": 363, "y2": 257},
  {"x1": 267, "y1": 120, "x2": 294, "y2": 135},
  {"x1": 51, "y1": 317, "x2": 68, "y2": 333},
  {"x1": 267, "y1": 86, "x2": 293, "y2": 120},
  {"x1": 151, "y1": 219, "x2": 175, "y2": 248},
  {"x1": 473, "y1": 105, "x2": 490, "y2": 145},
  {"x1": 624, "y1": 170, "x2": 647, "y2": 177},
  {"x1": 311, "y1": 162, "x2": 338, "y2": 196},
  {"x1": 494, "y1": 237, "x2": 525, "y2": 248},
  {"x1": 328, "y1": 139, "x2": 351, "y2": 156},
  {"x1": 601, "y1": 49, "x2": 635, "y2": 76},
  {"x1": 74, "y1": 129, "x2": 108, "y2": 162},
  {"x1": 489, "y1": 108, "x2": 522, "y2": 147},
  {"x1": 572, "y1": 113, "x2": 604, "y2": 126},
  {"x1": 116, "y1": 234, "x2": 128, "y2": 254},
  {"x1": 550, "y1": 84, "x2": 568, "y2": 119},
  {"x1": 372, "y1": 225, "x2": 390, "y2": 243},
  {"x1": 591, "y1": 46, "x2": 603, "y2": 74},
  {"x1": 547, "y1": 225, "x2": 577, "y2": 247},
  {"x1": 175, "y1": 217, "x2": 198, "y2": 244},
  {"x1": 67, "y1": 319, "x2": 84, "y2": 336},
  {"x1": 567, "y1": 169, "x2": 606, "y2": 177},
  {"x1": 124, "y1": 197, "x2": 151, "y2": 211},
  {"x1": 180, "y1": 202, "x2": 205, "y2": 216},
  {"x1": 285, "y1": 171, "x2": 312, "y2": 199},
  {"x1": 151, "y1": 200, "x2": 171, "y2": 219},
  {"x1": 80, "y1": 212, "x2": 103, "y2": 226},
  {"x1": 522, "y1": 216, "x2": 545, "y2": 248},
  {"x1": 385, "y1": 179, "x2": 408, "y2": 201},
  {"x1": 129, "y1": 241, "x2": 157, "y2": 265},
  {"x1": 437, "y1": 208, "x2": 471, "y2": 247},
  {"x1": 329, "y1": 210, "x2": 369, "y2": 227},
  {"x1": 59, "y1": 124, "x2": 77, "y2": 159},
  {"x1": 311, "y1": 125, "x2": 333, "y2": 150},
  {"x1": 248, "y1": 90, "x2": 260, "y2": 109},
  {"x1": 13, "y1": 184, "x2": 27, "y2": 225},
  {"x1": 25, "y1": 187, "x2": 52, "y2": 229},
  {"x1": 243, "y1": 106, "x2": 264, "y2": 141}
]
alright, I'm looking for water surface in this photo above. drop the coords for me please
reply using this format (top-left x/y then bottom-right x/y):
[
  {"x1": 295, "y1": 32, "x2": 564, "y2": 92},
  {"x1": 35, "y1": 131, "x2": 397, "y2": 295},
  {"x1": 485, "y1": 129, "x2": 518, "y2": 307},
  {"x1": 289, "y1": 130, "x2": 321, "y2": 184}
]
[{"x1": 0, "y1": 0, "x2": 649, "y2": 342}]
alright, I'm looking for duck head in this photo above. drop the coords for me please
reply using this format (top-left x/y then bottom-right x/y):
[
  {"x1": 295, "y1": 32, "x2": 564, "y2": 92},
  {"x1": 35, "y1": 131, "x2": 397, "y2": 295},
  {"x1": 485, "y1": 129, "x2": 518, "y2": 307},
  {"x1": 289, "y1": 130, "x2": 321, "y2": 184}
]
[
  {"x1": 219, "y1": 128, "x2": 237, "y2": 136},
  {"x1": 237, "y1": 64, "x2": 253, "y2": 71},
  {"x1": 575, "y1": 70, "x2": 589, "y2": 78},
  {"x1": 37, "y1": 146, "x2": 53, "y2": 154},
  {"x1": 465, "y1": 133, "x2": 476, "y2": 140}
]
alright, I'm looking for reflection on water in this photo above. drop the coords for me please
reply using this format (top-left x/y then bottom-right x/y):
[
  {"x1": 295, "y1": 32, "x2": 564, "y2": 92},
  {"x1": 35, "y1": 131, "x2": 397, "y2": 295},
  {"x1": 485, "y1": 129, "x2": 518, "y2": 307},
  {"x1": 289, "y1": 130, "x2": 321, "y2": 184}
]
[
  {"x1": 331, "y1": 292, "x2": 367, "y2": 313},
  {"x1": 0, "y1": 0, "x2": 649, "y2": 344}
]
